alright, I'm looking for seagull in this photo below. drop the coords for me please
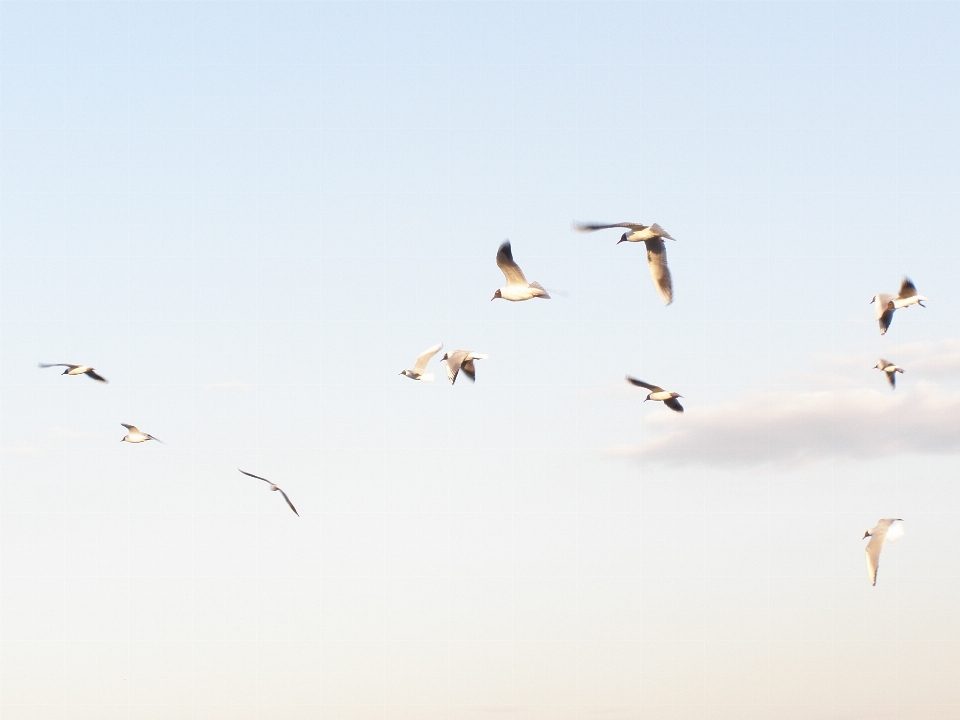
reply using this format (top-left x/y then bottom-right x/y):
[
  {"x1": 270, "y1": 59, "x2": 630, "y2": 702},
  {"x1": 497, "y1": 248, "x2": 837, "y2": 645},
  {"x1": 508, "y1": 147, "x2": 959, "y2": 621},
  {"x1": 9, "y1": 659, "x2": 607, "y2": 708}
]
[
  {"x1": 863, "y1": 518, "x2": 905, "y2": 586},
  {"x1": 491, "y1": 241, "x2": 550, "y2": 301},
  {"x1": 574, "y1": 222, "x2": 676, "y2": 305},
  {"x1": 873, "y1": 359, "x2": 904, "y2": 389},
  {"x1": 120, "y1": 423, "x2": 162, "y2": 444},
  {"x1": 39, "y1": 363, "x2": 108, "y2": 383},
  {"x1": 400, "y1": 343, "x2": 443, "y2": 382},
  {"x1": 238, "y1": 469, "x2": 299, "y2": 516},
  {"x1": 441, "y1": 350, "x2": 489, "y2": 385},
  {"x1": 625, "y1": 376, "x2": 684, "y2": 412},
  {"x1": 870, "y1": 277, "x2": 928, "y2": 335}
]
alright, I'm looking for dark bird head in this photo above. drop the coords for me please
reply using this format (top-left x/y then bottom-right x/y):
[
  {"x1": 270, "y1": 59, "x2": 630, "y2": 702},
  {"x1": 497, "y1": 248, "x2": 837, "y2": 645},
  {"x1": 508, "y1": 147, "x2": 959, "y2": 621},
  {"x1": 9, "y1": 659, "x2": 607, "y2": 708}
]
[
  {"x1": 491, "y1": 289, "x2": 502, "y2": 301},
  {"x1": 617, "y1": 233, "x2": 629, "y2": 244},
  {"x1": 863, "y1": 530, "x2": 871, "y2": 539},
  {"x1": 62, "y1": 369, "x2": 70, "y2": 375},
  {"x1": 440, "y1": 353, "x2": 449, "y2": 361},
  {"x1": 644, "y1": 394, "x2": 651, "y2": 402}
]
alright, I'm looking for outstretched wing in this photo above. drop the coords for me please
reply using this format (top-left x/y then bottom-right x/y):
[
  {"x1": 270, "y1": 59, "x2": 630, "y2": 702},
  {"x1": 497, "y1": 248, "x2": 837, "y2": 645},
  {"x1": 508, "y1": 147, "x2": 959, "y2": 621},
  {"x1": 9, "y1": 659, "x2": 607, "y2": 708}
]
[
  {"x1": 444, "y1": 352, "x2": 465, "y2": 385},
  {"x1": 574, "y1": 222, "x2": 646, "y2": 232},
  {"x1": 625, "y1": 377, "x2": 662, "y2": 392},
  {"x1": 884, "y1": 519, "x2": 905, "y2": 543},
  {"x1": 899, "y1": 277, "x2": 917, "y2": 298},
  {"x1": 644, "y1": 239, "x2": 673, "y2": 305},
  {"x1": 239, "y1": 469, "x2": 273, "y2": 485},
  {"x1": 461, "y1": 358, "x2": 477, "y2": 382},
  {"x1": 278, "y1": 488, "x2": 299, "y2": 516},
  {"x1": 412, "y1": 343, "x2": 443, "y2": 375},
  {"x1": 84, "y1": 368, "x2": 108, "y2": 383},
  {"x1": 865, "y1": 534, "x2": 884, "y2": 586},
  {"x1": 39, "y1": 363, "x2": 75, "y2": 369},
  {"x1": 878, "y1": 303, "x2": 895, "y2": 335},
  {"x1": 121, "y1": 423, "x2": 139, "y2": 432},
  {"x1": 496, "y1": 241, "x2": 528, "y2": 286},
  {"x1": 886, "y1": 370, "x2": 896, "y2": 388},
  {"x1": 146, "y1": 434, "x2": 164, "y2": 444},
  {"x1": 664, "y1": 397, "x2": 684, "y2": 413},
  {"x1": 648, "y1": 223, "x2": 676, "y2": 241}
]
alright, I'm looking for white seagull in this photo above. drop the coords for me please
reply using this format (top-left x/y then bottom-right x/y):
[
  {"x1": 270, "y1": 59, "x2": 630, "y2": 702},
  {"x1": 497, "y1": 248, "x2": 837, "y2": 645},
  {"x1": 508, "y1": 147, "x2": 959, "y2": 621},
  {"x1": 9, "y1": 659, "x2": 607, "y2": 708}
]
[
  {"x1": 863, "y1": 518, "x2": 905, "y2": 586},
  {"x1": 873, "y1": 359, "x2": 904, "y2": 389},
  {"x1": 39, "y1": 363, "x2": 108, "y2": 383},
  {"x1": 239, "y1": 469, "x2": 299, "y2": 516},
  {"x1": 491, "y1": 241, "x2": 550, "y2": 301},
  {"x1": 400, "y1": 343, "x2": 443, "y2": 382},
  {"x1": 626, "y1": 376, "x2": 684, "y2": 412},
  {"x1": 120, "y1": 423, "x2": 162, "y2": 444},
  {"x1": 870, "y1": 277, "x2": 927, "y2": 335},
  {"x1": 575, "y1": 222, "x2": 676, "y2": 305},
  {"x1": 441, "y1": 350, "x2": 489, "y2": 385}
]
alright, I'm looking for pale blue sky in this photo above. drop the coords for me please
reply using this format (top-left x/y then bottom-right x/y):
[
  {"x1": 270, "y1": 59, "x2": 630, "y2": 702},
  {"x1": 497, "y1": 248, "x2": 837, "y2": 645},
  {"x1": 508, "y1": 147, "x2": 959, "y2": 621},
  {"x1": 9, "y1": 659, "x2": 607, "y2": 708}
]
[{"x1": 2, "y1": 2, "x2": 960, "y2": 719}]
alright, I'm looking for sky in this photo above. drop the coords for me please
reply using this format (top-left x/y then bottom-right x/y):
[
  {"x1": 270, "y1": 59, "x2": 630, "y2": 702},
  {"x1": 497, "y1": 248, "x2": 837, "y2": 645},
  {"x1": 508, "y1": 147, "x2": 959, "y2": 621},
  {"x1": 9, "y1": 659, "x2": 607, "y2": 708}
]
[{"x1": 2, "y1": 1, "x2": 960, "y2": 718}]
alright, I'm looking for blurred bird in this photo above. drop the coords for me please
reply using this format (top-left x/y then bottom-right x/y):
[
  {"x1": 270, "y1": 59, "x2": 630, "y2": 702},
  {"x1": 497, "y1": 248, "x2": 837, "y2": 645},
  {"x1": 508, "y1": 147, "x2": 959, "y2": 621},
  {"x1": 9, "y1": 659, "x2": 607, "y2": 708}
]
[
  {"x1": 441, "y1": 350, "x2": 488, "y2": 385},
  {"x1": 873, "y1": 359, "x2": 904, "y2": 389},
  {"x1": 863, "y1": 518, "x2": 905, "y2": 586},
  {"x1": 871, "y1": 277, "x2": 927, "y2": 335},
  {"x1": 400, "y1": 343, "x2": 443, "y2": 382},
  {"x1": 120, "y1": 424, "x2": 162, "y2": 444},
  {"x1": 574, "y1": 222, "x2": 676, "y2": 305},
  {"x1": 39, "y1": 363, "x2": 108, "y2": 383},
  {"x1": 491, "y1": 241, "x2": 550, "y2": 301},
  {"x1": 239, "y1": 469, "x2": 299, "y2": 516},
  {"x1": 625, "y1": 376, "x2": 684, "y2": 412}
]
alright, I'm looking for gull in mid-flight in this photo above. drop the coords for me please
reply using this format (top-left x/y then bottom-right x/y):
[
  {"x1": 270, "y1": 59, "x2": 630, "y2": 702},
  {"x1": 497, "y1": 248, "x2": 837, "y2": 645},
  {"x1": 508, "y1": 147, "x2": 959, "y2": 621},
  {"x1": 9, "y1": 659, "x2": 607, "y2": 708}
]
[
  {"x1": 491, "y1": 241, "x2": 550, "y2": 301},
  {"x1": 863, "y1": 518, "x2": 905, "y2": 586},
  {"x1": 39, "y1": 363, "x2": 108, "y2": 383},
  {"x1": 239, "y1": 469, "x2": 299, "y2": 516},
  {"x1": 441, "y1": 350, "x2": 488, "y2": 385},
  {"x1": 626, "y1": 376, "x2": 684, "y2": 412},
  {"x1": 873, "y1": 359, "x2": 904, "y2": 389},
  {"x1": 574, "y1": 222, "x2": 676, "y2": 305},
  {"x1": 870, "y1": 277, "x2": 927, "y2": 335},
  {"x1": 400, "y1": 343, "x2": 443, "y2": 382},
  {"x1": 120, "y1": 424, "x2": 162, "y2": 444}
]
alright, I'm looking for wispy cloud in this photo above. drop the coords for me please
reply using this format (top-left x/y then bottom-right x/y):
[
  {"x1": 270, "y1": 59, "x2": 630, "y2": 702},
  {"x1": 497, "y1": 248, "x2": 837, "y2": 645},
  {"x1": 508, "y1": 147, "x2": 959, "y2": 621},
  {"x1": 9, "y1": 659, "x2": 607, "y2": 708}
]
[{"x1": 616, "y1": 339, "x2": 960, "y2": 469}]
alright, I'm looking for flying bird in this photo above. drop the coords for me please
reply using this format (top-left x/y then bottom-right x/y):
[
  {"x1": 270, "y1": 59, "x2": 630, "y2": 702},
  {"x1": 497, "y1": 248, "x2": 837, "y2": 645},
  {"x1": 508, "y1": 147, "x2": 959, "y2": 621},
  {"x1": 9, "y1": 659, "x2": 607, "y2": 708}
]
[
  {"x1": 873, "y1": 359, "x2": 904, "y2": 389},
  {"x1": 625, "y1": 376, "x2": 684, "y2": 412},
  {"x1": 574, "y1": 222, "x2": 676, "y2": 305},
  {"x1": 870, "y1": 277, "x2": 927, "y2": 335},
  {"x1": 39, "y1": 363, "x2": 108, "y2": 383},
  {"x1": 441, "y1": 350, "x2": 488, "y2": 385},
  {"x1": 400, "y1": 343, "x2": 443, "y2": 382},
  {"x1": 239, "y1": 469, "x2": 299, "y2": 516},
  {"x1": 491, "y1": 241, "x2": 550, "y2": 301},
  {"x1": 863, "y1": 518, "x2": 905, "y2": 586},
  {"x1": 120, "y1": 424, "x2": 162, "y2": 444}
]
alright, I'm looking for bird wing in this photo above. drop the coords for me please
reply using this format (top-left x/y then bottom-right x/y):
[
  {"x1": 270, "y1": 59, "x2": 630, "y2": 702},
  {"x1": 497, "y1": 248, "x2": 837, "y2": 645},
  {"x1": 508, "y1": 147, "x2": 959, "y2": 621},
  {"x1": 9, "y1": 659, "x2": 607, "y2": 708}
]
[
  {"x1": 146, "y1": 434, "x2": 163, "y2": 444},
  {"x1": 461, "y1": 358, "x2": 477, "y2": 382},
  {"x1": 444, "y1": 351, "x2": 466, "y2": 385},
  {"x1": 121, "y1": 424, "x2": 139, "y2": 432},
  {"x1": 878, "y1": 303, "x2": 895, "y2": 335},
  {"x1": 899, "y1": 277, "x2": 917, "y2": 298},
  {"x1": 84, "y1": 368, "x2": 108, "y2": 383},
  {"x1": 664, "y1": 397, "x2": 684, "y2": 413},
  {"x1": 884, "y1": 519, "x2": 905, "y2": 543},
  {"x1": 39, "y1": 363, "x2": 75, "y2": 369},
  {"x1": 644, "y1": 239, "x2": 673, "y2": 305},
  {"x1": 865, "y1": 533, "x2": 884, "y2": 586},
  {"x1": 873, "y1": 294, "x2": 894, "y2": 319},
  {"x1": 278, "y1": 488, "x2": 299, "y2": 516},
  {"x1": 625, "y1": 377, "x2": 662, "y2": 392},
  {"x1": 496, "y1": 241, "x2": 528, "y2": 286},
  {"x1": 412, "y1": 343, "x2": 443, "y2": 375},
  {"x1": 574, "y1": 222, "x2": 646, "y2": 232},
  {"x1": 239, "y1": 469, "x2": 273, "y2": 485},
  {"x1": 648, "y1": 223, "x2": 676, "y2": 241},
  {"x1": 886, "y1": 371, "x2": 896, "y2": 389}
]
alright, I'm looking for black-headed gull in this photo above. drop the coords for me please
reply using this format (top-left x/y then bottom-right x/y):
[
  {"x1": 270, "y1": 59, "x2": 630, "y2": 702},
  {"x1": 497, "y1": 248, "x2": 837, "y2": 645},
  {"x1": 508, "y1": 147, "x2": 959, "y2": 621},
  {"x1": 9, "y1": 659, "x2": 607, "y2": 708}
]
[
  {"x1": 120, "y1": 424, "x2": 162, "y2": 444},
  {"x1": 863, "y1": 518, "x2": 905, "y2": 586},
  {"x1": 441, "y1": 350, "x2": 488, "y2": 385},
  {"x1": 873, "y1": 359, "x2": 904, "y2": 389},
  {"x1": 239, "y1": 469, "x2": 299, "y2": 516},
  {"x1": 400, "y1": 343, "x2": 443, "y2": 382},
  {"x1": 491, "y1": 241, "x2": 550, "y2": 302},
  {"x1": 575, "y1": 222, "x2": 676, "y2": 305},
  {"x1": 626, "y1": 376, "x2": 684, "y2": 412},
  {"x1": 39, "y1": 363, "x2": 108, "y2": 383},
  {"x1": 871, "y1": 278, "x2": 927, "y2": 335}
]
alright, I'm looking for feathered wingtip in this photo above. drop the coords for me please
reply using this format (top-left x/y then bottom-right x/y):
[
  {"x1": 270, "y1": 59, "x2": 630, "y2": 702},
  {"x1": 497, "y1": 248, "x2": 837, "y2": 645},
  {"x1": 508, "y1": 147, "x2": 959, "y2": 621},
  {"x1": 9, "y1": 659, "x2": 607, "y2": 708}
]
[{"x1": 529, "y1": 281, "x2": 551, "y2": 299}]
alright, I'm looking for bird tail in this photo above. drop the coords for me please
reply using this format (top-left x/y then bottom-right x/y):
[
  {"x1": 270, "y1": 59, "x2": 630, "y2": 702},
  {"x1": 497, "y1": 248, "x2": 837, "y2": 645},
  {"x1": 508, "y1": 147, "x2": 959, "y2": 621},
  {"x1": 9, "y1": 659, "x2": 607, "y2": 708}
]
[{"x1": 530, "y1": 281, "x2": 551, "y2": 299}]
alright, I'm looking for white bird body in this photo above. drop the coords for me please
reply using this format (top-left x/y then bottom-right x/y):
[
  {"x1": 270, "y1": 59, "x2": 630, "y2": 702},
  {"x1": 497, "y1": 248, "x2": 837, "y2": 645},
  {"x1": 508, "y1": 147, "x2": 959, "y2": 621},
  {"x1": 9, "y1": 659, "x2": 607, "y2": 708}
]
[
  {"x1": 491, "y1": 241, "x2": 550, "y2": 302},
  {"x1": 574, "y1": 222, "x2": 676, "y2": 305},
  {"x1": 863, "y1": 518, "x2": 905, "y2": 586},
  {"x1": 873, "y1": 359, "x2": 904, "y2": 389},
  {"x1": 871, "y1": 278, "x2": 927, "y2": 335},
  {"x1": 39, "y1": 363, "x2": 108, "y2": 382},
  {"x1": 120, "y1": 423, "x2": 161, "y2": 444},
  {"x1": 441, "y1": 350, "x2": 488, "y2": 385},
  {"x1": 400, "y1": 343, "x2": 443, "y2": 382}
]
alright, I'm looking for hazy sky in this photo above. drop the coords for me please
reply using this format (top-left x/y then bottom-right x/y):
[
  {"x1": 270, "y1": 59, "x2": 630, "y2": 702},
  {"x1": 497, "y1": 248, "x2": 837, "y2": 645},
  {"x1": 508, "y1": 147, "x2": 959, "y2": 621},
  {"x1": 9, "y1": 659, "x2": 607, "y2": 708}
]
[{"x1": 3, "y1": 2, "x2": 960, "y2": 718}]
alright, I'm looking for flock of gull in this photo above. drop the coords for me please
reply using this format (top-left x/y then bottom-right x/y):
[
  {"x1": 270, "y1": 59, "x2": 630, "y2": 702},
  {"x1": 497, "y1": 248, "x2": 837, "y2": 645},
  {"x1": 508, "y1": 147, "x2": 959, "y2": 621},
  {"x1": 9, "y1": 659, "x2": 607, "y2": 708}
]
[{"x1": 39, "y1": 220, "x2": 926, "y2": 585}]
